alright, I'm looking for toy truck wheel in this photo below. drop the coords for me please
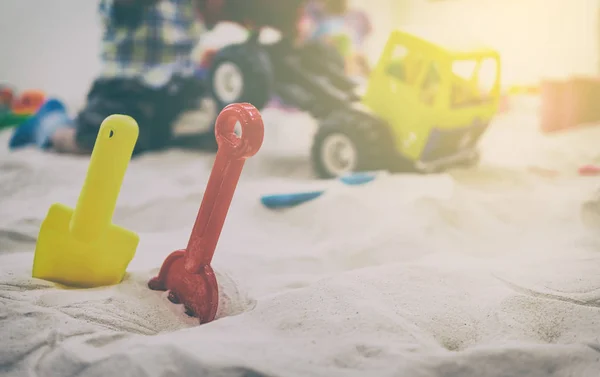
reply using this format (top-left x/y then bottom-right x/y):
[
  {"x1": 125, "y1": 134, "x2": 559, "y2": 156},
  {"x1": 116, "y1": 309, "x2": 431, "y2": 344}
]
[
  {"x1": 208, "y1": 44, "x2": 273, "y2": 111},
  {"x1": 311, "y1": 111, "x2": 392, "y2": 179}
]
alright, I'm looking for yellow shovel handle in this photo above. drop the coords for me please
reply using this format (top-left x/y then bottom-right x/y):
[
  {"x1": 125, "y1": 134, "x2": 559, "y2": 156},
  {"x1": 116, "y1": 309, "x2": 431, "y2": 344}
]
[{"x1": 69, "y1": 115, "x2": 139, "y2": 242}]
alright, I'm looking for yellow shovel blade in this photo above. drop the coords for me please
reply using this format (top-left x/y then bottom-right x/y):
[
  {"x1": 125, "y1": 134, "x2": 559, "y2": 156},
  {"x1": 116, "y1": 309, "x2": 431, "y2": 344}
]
[
  {"x1": 32, "y1": 115, "x2": 140, "y2": 288},
  {"x1": 32, "y1": 203, "x2": 139, "y2": 287}
]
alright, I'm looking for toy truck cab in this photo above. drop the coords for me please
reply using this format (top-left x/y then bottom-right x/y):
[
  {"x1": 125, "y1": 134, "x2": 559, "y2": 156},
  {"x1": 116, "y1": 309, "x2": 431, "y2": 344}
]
[
  {"x1": 311, "y1": 30, "x2": 501, "y2": 178},
  {"x1": 363, "y1": 30, "x2": 501, "y2": 172}
]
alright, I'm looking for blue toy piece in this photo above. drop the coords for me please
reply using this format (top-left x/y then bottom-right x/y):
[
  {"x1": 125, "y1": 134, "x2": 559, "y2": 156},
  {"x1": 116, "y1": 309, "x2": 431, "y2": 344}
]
[
  {"x1": 261, "y1": 172, "x2": 377, "y2": 209},
  {"x1": 9, "y1": 99, "x2": 72, "y2": 149},
  {"x1": 338, "y1": 172, "x2": 376, "y2": 185}
]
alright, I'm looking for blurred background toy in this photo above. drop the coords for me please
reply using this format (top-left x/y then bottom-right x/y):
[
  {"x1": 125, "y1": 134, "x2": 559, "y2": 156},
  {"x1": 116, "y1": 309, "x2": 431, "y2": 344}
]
[
  {"x1": 193, "y1": 13, "x2": 501, "y2": 179},
  {"x1": 0, "y1": 85, "x2": 18, "y2": 129},
  {"x1": 310, "y1": 30, "x2": 501, "y2": 178},
  {"x1": 0, "y1": 85, "x2": 13, "y2": 108},
  {"x1": 540, "y1": 77, "x2": 600, "y2": 133},
  {"x1": 12, "y1": 89, "x2": 45, "y2": 115},
  {"x1": 261, "y1": 171, "x2": 377, "y2": 209},
  {"x1": 0, "y1": 85, "x2": 46, "y2": 130},
  {"x1": 578, "y1": 165, "x2": 600, "y2": 176}
]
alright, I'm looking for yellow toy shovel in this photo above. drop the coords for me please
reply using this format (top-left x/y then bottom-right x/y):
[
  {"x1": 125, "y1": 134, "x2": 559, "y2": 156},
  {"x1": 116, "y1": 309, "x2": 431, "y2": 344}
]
[{"x1": 32, "y1": 114, "x2": 140, "y2": 288}]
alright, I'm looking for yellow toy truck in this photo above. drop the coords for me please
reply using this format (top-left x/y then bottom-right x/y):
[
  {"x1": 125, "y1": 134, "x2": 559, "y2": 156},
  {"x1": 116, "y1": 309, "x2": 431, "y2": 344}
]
[
  {"x1": 310, "y1": 30, "x2": 501, "y2": 177},
  {"x1": 202, "y1": 28, "x2": 500, "y2": 178}
]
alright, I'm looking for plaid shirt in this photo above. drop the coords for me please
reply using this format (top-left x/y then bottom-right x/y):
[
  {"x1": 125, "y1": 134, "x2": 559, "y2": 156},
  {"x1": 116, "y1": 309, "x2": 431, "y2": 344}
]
[{"x1": 98, "y1": 0, "x2": 203, "y2": 88}]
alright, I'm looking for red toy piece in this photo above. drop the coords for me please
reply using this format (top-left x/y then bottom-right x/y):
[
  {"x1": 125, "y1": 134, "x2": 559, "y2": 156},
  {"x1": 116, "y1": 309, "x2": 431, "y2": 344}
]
[
  {"x1": 579, "y1": 165, "x2": 600, "y2": 176},
  {"x1": 148, "y1": 103, "x2": 264, "y2": 324},
  {"x1": 12, "y1": 90, "x2": 45, "y2": 115},
  {"x1": 0, "y1": 86, "x2": 14, "y2": 108}
]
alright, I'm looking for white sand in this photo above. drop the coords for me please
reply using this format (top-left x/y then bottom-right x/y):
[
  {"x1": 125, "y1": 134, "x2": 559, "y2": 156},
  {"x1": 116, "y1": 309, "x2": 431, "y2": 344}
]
[{"x1": 2, "y1": 102, "x2": 600, "y2": 377}]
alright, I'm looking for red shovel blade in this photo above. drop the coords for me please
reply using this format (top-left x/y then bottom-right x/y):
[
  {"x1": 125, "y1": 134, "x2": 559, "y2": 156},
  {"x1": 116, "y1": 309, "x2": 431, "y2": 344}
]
[
  {"x1": 148, "y1": 250, "x2": 219, "y2": 322},
  {"x1": 148, "y1": 103, "x2": 264, "y2": 324}
]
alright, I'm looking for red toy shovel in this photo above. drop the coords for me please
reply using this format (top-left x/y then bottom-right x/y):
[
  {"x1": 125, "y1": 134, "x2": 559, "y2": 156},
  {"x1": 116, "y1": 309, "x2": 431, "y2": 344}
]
[{"x1": 148, "y1": 103, "x2": 264, "y2": 324}]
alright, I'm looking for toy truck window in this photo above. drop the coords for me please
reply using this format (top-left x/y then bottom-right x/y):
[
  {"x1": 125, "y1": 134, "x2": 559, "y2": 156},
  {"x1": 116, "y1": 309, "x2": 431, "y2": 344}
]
[
  {"x1": 420, "y1": 62, "x2": 441, "y2": 105},
  {"x1": 477, "y1": 58, "x2": 498, "y2": 96},
  {"x1": 386, "y1": 61, "x2": 406, "y2": 81},
  {"x1": 451, "y1": 59, "x2": 496, "y2": 108},
  {"x1": 451, "y1": 60, "x2": 477, "y2": 107},
  {"x1": 386, "y1": 45, "x2": 409, "y2": 81},
  {"x1": 385, "y1": 44, "x2": 426, "y2": 85}
]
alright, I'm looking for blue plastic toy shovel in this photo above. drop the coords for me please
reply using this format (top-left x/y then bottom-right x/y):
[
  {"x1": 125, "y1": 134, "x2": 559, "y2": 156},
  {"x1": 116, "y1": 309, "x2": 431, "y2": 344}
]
[{"x1": 261, "y1": 172, "x2": 377, "y2": 209}]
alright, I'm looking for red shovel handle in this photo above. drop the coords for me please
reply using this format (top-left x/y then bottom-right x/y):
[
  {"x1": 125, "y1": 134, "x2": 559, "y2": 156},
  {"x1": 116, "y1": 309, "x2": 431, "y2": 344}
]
[
  {"x1": 184, "y1": 103, "x2": 264, "y2": 273},
  {"x1": 214, "y1": 102, "x2": 264, "y2": 159}
]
